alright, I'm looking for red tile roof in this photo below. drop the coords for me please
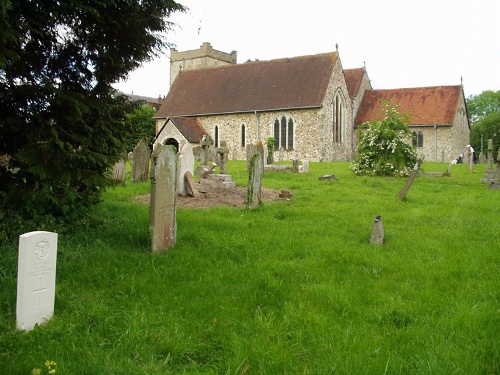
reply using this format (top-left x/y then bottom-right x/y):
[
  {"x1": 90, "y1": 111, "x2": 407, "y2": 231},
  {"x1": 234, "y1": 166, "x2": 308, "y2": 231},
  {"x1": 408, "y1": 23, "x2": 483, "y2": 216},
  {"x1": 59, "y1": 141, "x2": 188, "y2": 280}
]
[
  {"x1": 156, "y1": 52, "x2": 338, "y2": 117},
  {"x1": 344, "y1": 68, "x2": 365, "y2": 98},
  {"x1": 355, "y1": 86, "x2": 463, "y2": 127},
  {"x1": 170, "y1": 117, "x2": 207, "y2": 143}
]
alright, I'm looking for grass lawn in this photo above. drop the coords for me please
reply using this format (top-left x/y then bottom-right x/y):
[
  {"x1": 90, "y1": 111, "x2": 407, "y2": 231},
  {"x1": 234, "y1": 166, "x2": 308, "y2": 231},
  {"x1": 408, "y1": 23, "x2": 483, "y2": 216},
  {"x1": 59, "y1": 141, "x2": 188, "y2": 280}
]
[{"x1": 1, "y1": 161, "x2": 499, "y2": 374}]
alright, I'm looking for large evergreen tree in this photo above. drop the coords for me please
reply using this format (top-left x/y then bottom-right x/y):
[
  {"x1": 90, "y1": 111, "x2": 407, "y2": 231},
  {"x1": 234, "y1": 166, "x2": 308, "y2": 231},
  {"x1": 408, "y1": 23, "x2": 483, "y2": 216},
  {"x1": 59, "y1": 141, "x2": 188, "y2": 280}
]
[{"x1": 0, "y1": 0, "x2": 184, "y2": 221}]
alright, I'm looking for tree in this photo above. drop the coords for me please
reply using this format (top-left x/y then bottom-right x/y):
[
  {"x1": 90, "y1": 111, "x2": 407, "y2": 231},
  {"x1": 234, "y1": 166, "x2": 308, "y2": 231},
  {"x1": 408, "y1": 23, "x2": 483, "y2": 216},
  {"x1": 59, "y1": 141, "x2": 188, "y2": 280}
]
[
  {"x1": 0, "y1": 1, "x2": 184, "y2": 222},
  {"x1": 125, "y1": 104, "x2": 157, "y2": 152},
  {"x1": 467, "y1": 90, "x2": 500, "y2": 160},
  {"x1": 350, "y1": 103, "x2": 418, "y2": 176}
]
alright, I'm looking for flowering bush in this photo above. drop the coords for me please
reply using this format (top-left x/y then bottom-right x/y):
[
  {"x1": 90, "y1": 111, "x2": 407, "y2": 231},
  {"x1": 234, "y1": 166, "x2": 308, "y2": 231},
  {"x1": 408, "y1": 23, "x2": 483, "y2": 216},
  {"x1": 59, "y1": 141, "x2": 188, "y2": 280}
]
[{"x1": 350, "y1": 103, "x2": 418, "y2": 176}]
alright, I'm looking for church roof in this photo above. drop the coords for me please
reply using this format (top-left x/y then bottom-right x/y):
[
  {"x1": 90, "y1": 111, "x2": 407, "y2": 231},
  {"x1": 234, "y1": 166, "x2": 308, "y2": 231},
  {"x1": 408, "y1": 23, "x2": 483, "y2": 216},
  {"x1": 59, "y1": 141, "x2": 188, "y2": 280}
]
[
  {"x1": 170, "y1": 117, "x2": 207, "y2": 143},
  {"x1": 355, "y1": 86, "x2": 463, "y2": 127},
  {"x1": 156, "y1": 52, "x2": 338, "y2": 118},
  {"x1": 344, "y1": 68, "x2": 365, "y2": 98}
]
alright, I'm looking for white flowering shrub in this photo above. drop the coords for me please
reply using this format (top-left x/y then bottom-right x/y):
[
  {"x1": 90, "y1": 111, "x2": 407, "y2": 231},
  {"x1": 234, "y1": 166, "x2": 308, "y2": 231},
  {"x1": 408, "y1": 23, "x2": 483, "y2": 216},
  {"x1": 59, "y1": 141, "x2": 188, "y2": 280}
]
[{"x1": 350, "y1": 103, "x2": 418, "y2": 176}]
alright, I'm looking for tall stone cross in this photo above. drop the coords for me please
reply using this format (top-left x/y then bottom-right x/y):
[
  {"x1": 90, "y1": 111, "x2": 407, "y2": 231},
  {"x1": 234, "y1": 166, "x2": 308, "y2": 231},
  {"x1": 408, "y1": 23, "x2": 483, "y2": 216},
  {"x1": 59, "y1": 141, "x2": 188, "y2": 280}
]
[
  {"x1": 200, "y1": 135, "x2": 211, "y2": 166},
  {"x1": 217, "y1": 141, "x2": 229, "y2": 174}
]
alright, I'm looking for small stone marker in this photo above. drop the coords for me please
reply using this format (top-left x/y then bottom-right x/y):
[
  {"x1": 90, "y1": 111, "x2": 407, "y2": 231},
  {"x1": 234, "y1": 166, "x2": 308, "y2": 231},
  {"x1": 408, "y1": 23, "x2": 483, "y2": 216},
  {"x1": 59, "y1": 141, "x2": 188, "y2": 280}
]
[
  {"x1": 16, "y1": 231, "x2": 58, "y2": 331},
  {"x1": 370, "y1": 216, "x2": 384, "y2": 245},
  {"x1": 177, "y1": 143, "x2": 195, "y2": 196},
  {"x1": 150, "y1": 145, "x2": 177, "y2": 252},
  {"x1": 398, "y1": 156, "x2": 425, "y2": 201},
  {"x1": 131, "y1": 140, "x2": 150, "y2": 182},
  {"x1": 247, "y1": 150, "x2": 264, "y2": 208}
]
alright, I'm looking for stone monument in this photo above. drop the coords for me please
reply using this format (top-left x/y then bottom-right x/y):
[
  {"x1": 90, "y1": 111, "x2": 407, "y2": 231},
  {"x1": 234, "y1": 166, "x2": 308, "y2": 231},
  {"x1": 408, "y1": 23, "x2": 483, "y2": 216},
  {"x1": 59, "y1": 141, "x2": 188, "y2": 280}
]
[
  {"x1": 131, "y1": 140, "x2": 150, "y2": 182},
  {"x1": 247, "y1": 150, "x2": 264, "y2": 209}
]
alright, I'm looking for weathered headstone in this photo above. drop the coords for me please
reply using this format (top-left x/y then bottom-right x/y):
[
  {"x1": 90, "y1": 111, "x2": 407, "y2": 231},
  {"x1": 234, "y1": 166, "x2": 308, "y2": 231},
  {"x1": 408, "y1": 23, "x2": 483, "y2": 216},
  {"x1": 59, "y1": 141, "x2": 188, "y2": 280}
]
[
  {"x1": 200, "y1": 135, "x2": 211, "y2": 166},
  {"x1": 150, "y1": 145, "x2": 177, "y2": 252},
  {"x1": 16, "y1": 231, "x2": 58, "y2": 331},
  {"x1": 111, "y1": 156, "x2": 127, "y2": 183},
  {"x1": 292, "y1": 159, "x2": 299, "y2": 173},
  {"x1": 184, "y1": 171, "x2": 200, "y2": 198},
  {"x1": 247, "y1": 150, "x2": 264, "y2": 208},
  {"x1": 481, "y1": 139, "x2": 495, "y2": 183},
  {"x1": 370, "y1": 216, "x2": 384, "y2": 245},
  {"x1": 217, "y1": 141, "x2": 229, "y2": 175},
  {"x1": 246, "y1": 144, "x2": 258, "y2": 171},
  {"x1": 131, "y1": 140, "x2": 150, "y2": 182},
  {"x1": 398, "y1": 156, "x2": 425, "y2": 201},
  {"x1": 177, "y1": 143, "x2": 195, "y2": 196},
  {"x1": 302, "y1": 160, "x2": 310, "y2": 173}
]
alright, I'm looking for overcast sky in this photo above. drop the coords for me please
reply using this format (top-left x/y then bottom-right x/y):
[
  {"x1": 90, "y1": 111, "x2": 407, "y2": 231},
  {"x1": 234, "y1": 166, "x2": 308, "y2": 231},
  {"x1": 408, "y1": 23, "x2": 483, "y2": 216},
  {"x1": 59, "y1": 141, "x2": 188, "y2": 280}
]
[{"x1": 113, "y1": 0, "x2": 499, "y2": 99}]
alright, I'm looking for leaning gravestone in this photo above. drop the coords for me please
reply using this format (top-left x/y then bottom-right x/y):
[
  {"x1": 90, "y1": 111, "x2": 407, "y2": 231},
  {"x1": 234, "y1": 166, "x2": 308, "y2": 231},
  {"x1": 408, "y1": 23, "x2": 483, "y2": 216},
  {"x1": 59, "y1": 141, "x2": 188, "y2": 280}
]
[
  {"x1": 150, "y1": 145, "x2": 177, "y2": 252},
  {"x1": 247, "y1": 150, "x2": 264, "y2": 208},
  {"x1": 177, "y1": 143, "x2": 194, "y2": 196},
  {"x1": 398, "y1": 156, "x2": 425, "y2": 201},
  {"x1": 131, "y1": 140, "x2": 150, "y2": 183},
  {"x1": 16, "y1": 231, "x2": 58, "y2": 331}
]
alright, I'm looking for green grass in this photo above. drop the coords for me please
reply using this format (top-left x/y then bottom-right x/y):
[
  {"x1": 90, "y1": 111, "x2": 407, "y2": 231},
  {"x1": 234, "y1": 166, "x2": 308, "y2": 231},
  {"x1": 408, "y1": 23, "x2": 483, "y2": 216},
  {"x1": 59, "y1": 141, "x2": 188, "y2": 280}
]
[{"x1": 1, "y1": 161, "x2": 499, "y2": 374}]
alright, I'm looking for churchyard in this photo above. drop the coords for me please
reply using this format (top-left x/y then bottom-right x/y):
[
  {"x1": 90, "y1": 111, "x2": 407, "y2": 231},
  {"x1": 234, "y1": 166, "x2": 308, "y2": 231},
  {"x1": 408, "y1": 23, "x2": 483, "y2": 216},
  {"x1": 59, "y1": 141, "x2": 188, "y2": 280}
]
[{"x1": 0, "y1": 160, "x2": 498, "y2": 374}]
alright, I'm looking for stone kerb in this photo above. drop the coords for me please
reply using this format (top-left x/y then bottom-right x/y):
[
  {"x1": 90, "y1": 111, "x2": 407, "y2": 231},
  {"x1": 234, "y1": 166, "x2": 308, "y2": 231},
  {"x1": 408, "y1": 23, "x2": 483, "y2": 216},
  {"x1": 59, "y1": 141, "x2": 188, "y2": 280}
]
[
  {"x1": 150, "y1": 145, "x2": 177, "y2": 252},
  {"x1": 177, "y1": 143, "x2": 195, "y2": 196},
  {"x1": 16, "y1": 231, "x2": 58, "y2": 331}
]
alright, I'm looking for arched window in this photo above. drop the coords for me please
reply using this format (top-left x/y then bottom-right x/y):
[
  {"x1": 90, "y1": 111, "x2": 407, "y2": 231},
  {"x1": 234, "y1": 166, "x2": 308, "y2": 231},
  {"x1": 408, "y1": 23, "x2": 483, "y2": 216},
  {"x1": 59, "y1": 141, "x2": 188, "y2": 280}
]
[
  {"x1": 417, "y1": 131, "x2": 423, "y2": 147},
  {"x1": 273, "y1": 115, "x2": 294, "y2": 150},
  {"x1": 412, "y1": 131, "x2": 417, "y2": 147},
  {"x1": 333, "y1": 92, "x2": 346, "y2": 143},
  {"x1": 214, "y1": 126, "x2": 219, "y2": 148},
  {"x1": 241, "y1": 125, "x2": 246, "y2": 148}
]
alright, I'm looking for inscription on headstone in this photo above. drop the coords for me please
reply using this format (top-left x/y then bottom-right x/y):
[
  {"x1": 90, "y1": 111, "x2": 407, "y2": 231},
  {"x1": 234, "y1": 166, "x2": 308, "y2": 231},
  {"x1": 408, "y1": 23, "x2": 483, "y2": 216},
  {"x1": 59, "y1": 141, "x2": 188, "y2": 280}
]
[
  {"x1": 16, "y1": 231, "x2": 58, "y2": 331},
  {"x1": 131, "y1": 140, "x2": 150, "y2": 182},
  {"x1": 150, "y1": 145, "x2": 177, "y2": 252}
]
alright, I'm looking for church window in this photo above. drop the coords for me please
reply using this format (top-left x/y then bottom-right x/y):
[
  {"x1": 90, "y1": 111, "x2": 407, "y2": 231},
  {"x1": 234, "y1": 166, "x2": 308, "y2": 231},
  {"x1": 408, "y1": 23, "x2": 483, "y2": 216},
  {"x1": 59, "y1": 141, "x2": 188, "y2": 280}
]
[
  {"x1": 417, "y1": 131, "x2": 424, "y2": 147},
  {"x1": 241, "y1": 125, "x2": 246, "y2": 148},
  {"x1": 333, "y1": 92, "x2": 346, "y2": 143},
  {"x1": 273, "y1": 115, "x2": 295, "y2": 150},
  {"x1": 214, "y1": 125, "x2": 219, "y2": 148},
  {"x1": 412, "y1": 131, "x2": 417, "y2": 147}
]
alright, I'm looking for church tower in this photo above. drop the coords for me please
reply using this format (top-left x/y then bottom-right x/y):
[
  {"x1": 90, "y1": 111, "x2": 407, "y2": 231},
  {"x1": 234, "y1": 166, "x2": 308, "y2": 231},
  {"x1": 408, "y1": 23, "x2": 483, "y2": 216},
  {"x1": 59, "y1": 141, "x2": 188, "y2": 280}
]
[{"x1": 169, "y1": 42, "x2": 237, "y2": 87}]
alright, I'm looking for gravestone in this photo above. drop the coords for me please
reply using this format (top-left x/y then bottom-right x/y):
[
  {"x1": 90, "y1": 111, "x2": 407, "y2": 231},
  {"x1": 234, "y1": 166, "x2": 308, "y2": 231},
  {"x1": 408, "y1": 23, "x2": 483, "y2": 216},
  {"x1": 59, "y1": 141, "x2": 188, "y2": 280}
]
[
  {"x1": 150, "y1": 145, "x2": 177, "y2": 252},
  {"x1": 492, "y1": 148, "x2": 500, "y2": 184},
  {"x1": 246, "y1": 144, "x2": 258, "y2": 171},
  {"x1": 16, "y1": 231, "x2": 58, "y2": 331},
  {"x1": 217, "y1": 141, "x2": 229, "y2": 175},
  {"x1": 131, "y1": 140, "x2": 150, "y2": 182},
  {"x1": 111, "y1": 156, "x2": 126, "y2": 183},
  {"x1": 370, "y1": 216, "x2": 384, "y2": 245},
  {"x1": 177, "y1": 143, "x2": 195, "y2": 196},
  {"x1": 247, "y1": 150, "x2": 264, "y2": 209},
  {"x1": 200, "y1": 135, "x2": 211, "y2": 166},
  {"x1": 302, "y1": 160, "x2": 310, "y2": 173},
  {"x1": 398, "y1": 156, "x2": 425, "y2": 201},
  {"x1": 481, "y1": 139, "x2": 495, "y2": 183},
  {"x1": 292, "y1": 159, "x2": 299, "y2": 173}
]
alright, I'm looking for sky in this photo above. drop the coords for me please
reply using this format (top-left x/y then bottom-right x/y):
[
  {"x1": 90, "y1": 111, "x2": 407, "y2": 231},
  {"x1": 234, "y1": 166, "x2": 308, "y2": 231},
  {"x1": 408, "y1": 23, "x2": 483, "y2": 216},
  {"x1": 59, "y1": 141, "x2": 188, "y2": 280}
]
[{"x1": 113, "y1": 0, "x2": 500, "y2": 99}]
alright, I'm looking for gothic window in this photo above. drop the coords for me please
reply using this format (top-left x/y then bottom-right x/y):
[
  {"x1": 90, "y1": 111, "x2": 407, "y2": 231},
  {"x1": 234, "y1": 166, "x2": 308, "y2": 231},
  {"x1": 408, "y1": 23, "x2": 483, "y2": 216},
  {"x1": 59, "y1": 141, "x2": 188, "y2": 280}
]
[
  {"x1": 333, "y1": 92, "x2": 346, "y2": 143},
  {"x1": 273, "y1": 115, "x2": 295, "y2": 150},
  {"x1": 214, "y1": 125, "x2": 219, "y2": 148},
  {"x1": 412, "y1": 131, "x2": 417, "y2": 147},
  {"x1": 241, "y1": 125, "x2": 246, "y2": 148},
  {"x1": 417, "y1": 131, "x2": 424, "y2": 147}
]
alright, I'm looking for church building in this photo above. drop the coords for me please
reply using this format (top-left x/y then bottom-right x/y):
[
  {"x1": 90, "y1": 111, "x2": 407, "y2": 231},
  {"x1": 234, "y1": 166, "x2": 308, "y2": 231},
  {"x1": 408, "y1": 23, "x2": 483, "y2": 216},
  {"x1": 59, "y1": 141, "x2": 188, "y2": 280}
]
[{"x1": 154, "y1": 42, "x2": 470, "y2": 162}]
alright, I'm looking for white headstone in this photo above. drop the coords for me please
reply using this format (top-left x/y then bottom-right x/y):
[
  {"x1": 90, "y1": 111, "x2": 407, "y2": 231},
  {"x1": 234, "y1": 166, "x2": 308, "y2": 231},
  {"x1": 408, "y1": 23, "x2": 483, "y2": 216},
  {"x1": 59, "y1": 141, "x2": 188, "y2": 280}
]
[
  {"x1": 16, "y1": 231, "x2": 58, "y2": 331},
  {"x1": 302, "y1": 160, "x2": 310, "y2": 173}
]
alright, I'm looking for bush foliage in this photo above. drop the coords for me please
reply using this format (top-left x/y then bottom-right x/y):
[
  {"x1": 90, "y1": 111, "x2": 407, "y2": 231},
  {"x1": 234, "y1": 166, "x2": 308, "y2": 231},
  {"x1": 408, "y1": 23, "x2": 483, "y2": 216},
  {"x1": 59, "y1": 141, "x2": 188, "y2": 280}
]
[{"x1": 351, "y1": 103, "x2": 418, "y2": 176}]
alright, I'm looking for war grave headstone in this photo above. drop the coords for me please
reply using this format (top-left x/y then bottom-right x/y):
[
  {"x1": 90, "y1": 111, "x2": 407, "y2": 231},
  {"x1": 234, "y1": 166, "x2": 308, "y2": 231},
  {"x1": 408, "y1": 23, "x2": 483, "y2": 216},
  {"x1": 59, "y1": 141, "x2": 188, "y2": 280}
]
[
  {"x1": 16, "y1": 231, "x2": 58, "y2": 331},
  {"x1": 150, "y1": 145, "x2": 177, "y2": 252},
  {"x1": 177, "y1": 143, "x2": 195, "y2": 196},
  {"x1": 370, "y1": 216, "x2": 384, "y2": 245},
  {"x1": 481, "y1": 139, "x2": 495, "y2": 183},
  {"x1": 247, "y1": 150, "x2": 264, "y2": 209},
  {"x1": 131, "y1": 140, "x2": 150, "y2": 182}
]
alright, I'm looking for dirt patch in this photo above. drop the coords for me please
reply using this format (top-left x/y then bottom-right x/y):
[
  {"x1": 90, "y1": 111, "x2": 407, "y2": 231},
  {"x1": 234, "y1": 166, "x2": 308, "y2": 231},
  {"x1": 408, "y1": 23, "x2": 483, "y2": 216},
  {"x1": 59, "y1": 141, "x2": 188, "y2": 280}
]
[{"x1": 133, "y1": 186, "x2": 284, "y2": 209}]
